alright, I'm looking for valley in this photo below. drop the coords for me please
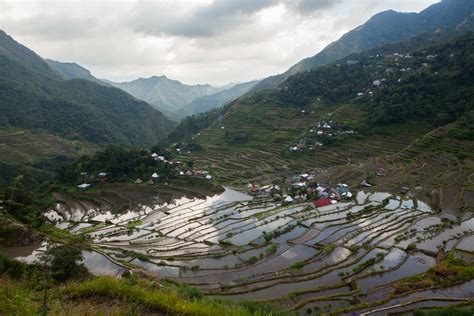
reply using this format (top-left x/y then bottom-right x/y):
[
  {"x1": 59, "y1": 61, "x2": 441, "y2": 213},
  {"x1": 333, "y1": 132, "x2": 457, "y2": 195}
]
[{"x1": 0, "y1": 1, "x2": 474, "y2": 315}]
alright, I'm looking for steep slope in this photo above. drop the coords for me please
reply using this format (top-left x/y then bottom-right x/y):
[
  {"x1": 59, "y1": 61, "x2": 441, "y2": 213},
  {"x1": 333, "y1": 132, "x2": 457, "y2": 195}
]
[
  {"x1": 253, "y1": 0, "x2": 474, "y2": 90},
  {"x1": 45, "y1": 59, "x2": 109, "y2": 86},
  {"x1": 0, "y1": 30, "x2": 60, "y2": 79},
  {"x1": 0, "y1": 30, "x2": 175, "y2": 147},
  {"x1": 174, "y1": 30, "x2": 474, "y2": 192},
  {"x1": 110, "y1": 76, "x2": 222, "y2": 118}
]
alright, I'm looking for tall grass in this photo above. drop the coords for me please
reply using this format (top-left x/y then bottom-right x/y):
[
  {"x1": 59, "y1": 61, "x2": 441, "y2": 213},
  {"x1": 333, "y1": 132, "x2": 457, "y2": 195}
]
[{"x1": 65, "y1": 276, "x2": 290, "y2": 316}]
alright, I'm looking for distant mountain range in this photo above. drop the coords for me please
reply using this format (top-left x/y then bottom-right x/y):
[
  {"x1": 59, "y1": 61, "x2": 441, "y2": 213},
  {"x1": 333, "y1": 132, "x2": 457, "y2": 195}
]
[
  {"x1": 253, "y1": 0, "x2": 474, "y2": 91},
  {"x1": 184, "y1": 80, "x2": 259, "y2": 119},
  {"x1": 0, "y1": 30, "x2": 175, "y2": 147},
  {"x1": 110, "y1": 76, "x2": 219, "y2": 112},
  {"x1": 48, "y1": 60, "x2": 259, "y2": 122}
]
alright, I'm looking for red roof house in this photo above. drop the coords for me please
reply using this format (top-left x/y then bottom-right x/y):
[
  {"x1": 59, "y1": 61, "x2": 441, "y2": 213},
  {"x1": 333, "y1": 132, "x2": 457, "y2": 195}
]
[{"x1": 313, "y1": 198, "x2": 332, "y2": 208}]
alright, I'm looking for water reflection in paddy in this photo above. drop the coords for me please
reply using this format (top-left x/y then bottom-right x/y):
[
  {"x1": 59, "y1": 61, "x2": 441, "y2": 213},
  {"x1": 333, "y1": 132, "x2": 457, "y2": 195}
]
[
  {"x1": 357, "y1": 252, "x2": 435, "y2": 292},
  {"x1": 82, "y1": 251, "x2": 126, "y2": 276},
  {"x1": 41, "y1": 187, "x2": 471, "y2": 313}
]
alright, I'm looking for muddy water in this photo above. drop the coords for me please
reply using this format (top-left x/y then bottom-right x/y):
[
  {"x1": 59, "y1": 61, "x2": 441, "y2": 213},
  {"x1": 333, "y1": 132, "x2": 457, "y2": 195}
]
[
  {"x1": 0, "y1": 243, "x2": 43, "y2": 262},
  {"x1": 1, "y1": 242, "x2": 127, "y2": 276}
]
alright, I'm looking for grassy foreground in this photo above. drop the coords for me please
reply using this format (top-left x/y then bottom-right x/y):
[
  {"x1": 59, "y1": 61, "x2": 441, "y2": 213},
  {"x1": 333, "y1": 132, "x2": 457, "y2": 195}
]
[{"x1": 0, "y1": 273, "x2": 293, "y2": 316}]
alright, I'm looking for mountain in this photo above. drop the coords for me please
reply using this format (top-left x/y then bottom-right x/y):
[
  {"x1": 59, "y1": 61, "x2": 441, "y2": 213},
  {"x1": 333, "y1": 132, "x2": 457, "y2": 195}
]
[
  {"x1": 0, "y1": 30, "x2": 175, "y2": 148},
  {"x1": 109, "y1": 76, "x2": 222, "y2": 119},
  {"x1": 45, "y1": 59, "x2": 109, "y2": 86},
  {"x1": 171, "y1": 27, "x2": 474, "y2": 188},
  {"x1": 253, "y1": 0, "x2": 474, "y2": 90},
  {"x1": 46, "y1": 60, "x2": 257, "y2": 122},
  {"x1": 175, "y1": 80, "x2": 260, "y2": 120}
]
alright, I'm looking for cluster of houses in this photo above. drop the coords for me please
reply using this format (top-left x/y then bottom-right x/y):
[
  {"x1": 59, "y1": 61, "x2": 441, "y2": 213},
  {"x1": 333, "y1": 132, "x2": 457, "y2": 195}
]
[
  {"x1": 133, "y1": 169, "x2": 212, "y2": 186},
  {"x1": 290, "y1": 120, "x2": 355, "y2": 152},
  {"x1": 76, "y1": 152, "x2": 213, "y2": 190},
  {"x1": 77, "y1": 172, "x2": 108, "y2": 189},
  {"x1": 309, "y1": 121, "x2": 354, "y2": 137},
  {"x1": 247, "y1": 172, "x2": 354, "y2": 208},
  {"x1": 247, "y1": 184, "x2": 282, "y2": 198},
  {"x1": 354, "y1": 51, "x2": 441, "y2": 98},
  {"x1": 150, "y1": 153, "x2": 212, "y2": 180}
]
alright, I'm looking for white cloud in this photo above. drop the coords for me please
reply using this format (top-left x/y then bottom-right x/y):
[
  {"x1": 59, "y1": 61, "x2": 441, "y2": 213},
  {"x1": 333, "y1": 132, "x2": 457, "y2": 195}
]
[{"x1": 0, "y1": 0, "x2": 438, "y2": 85}]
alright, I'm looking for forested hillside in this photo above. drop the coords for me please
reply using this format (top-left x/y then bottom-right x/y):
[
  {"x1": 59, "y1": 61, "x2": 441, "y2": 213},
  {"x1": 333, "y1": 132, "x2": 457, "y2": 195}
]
[
  {"x1": 171, "y1": 30, "x2": 474, "y2": 208},
  {"x1": 253, "y1": 0, "x2": 474, "y2": 90},
  {"x1": 0, "y1": 30, "x2": 175, "y2": 147}
]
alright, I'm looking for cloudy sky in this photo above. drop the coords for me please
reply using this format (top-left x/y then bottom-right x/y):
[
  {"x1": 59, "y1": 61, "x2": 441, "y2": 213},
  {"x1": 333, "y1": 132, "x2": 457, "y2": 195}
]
[{"x1": 0, "y1": 0, "x2": 438, "y2": 85}]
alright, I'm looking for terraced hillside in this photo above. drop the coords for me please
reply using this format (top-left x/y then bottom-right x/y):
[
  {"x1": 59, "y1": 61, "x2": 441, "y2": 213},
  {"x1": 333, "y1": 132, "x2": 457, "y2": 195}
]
[
  {"x1": 178, "y1": 33, "x2": 474, "y2": 214},
  {"x1": 0, "y1": 128, "x2": 97, "y2": 185},
  {"x1": 187, "y1": 101, "x2": 326, "y2": 185},
  {"x1": 33, "y1": 185, "x2": 474, "y2": 315}
]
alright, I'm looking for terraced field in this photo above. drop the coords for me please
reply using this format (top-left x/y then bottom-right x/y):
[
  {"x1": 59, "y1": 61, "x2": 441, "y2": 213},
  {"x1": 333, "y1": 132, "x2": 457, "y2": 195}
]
[
  {"x1": 188, "y1": 102, "x2": 325, "y2": 186},
  {"x1": 0, "y1": 128, "x2": 95, "y2": 163},
  {"x1": 39, "y1": 185, "x2": 474, "y2": 315},
  {"x1": 0, "y1": 128, "x2": 97, "y2": 184},
  {"x1": 185, "y1": 100, "x2": 474, "y2": 215}
]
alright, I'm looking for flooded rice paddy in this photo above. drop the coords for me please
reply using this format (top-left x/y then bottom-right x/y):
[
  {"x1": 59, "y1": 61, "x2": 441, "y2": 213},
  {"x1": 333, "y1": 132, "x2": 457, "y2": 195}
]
[{"x1": 5, "y1": 184, "x2": 474, "y2": 314}]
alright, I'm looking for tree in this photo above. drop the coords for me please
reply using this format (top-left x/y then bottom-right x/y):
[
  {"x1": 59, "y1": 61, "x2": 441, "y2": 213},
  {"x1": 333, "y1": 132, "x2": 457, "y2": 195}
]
[{"x1": 41, "y1": 244, "x2": 88, "y2": 283}]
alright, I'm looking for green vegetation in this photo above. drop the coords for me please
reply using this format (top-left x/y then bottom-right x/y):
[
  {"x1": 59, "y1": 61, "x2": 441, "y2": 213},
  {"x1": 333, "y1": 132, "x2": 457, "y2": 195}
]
[
  {"x1": 2, "y1": 177, "x2": 55, "y2": 228},
  {"x1": 167, "y1": 109, "x2": 222, "y2": 144},
  {"x1": 0, "y1": 128, "x2": 96, "y2": 186},
  {"x1": 121, "y1": 250, "x2": 150, "y2": 262},
  {"x1": 368, "y1": 34, "x2": 474, "y2": 126},
  {"x1": 323, "y1": 243, "x2": 336, "y2": 253},
  {"x1": 171, "y1": 31, "x2": 474, "y2": 194},
  {"x1": 265, "y1": 244, "x2": 278, "y2": 255},
  {"x1": 414, "y1": 304, "x2": 474, "y2": 316},
  {"x1": 406, "y1": 243, "x2": 417, "y2": 252},
  {"x1": 394, "y1": 252, "x2": 474, "y2": 294},
  {"x1": 253, "y1": 0, "x2": 472, "y2": 90},
  {"x1": 78, "y1": 222, "x2": 106, "y2": 234},
  {"x1": 67, "y1": 276, "x2": 291, "y2": 315},
  {"x1": 0, "y1": 30, "x2": 175, "y2": 148},
  {"x1": 58, "y1": 145, "x2": 179, "y2": 185},
  {"x1": 0, "y1": 258, "x2": 292, "y2": 316},
  {"x1": 126, "y1": 220, "x2": 143, "y2": 230},
  {"x1": 290, "y1": 261, "x2": 304, "y2": 270},
  {"x1": 245, "y1": 256, "x2": 259, "y2": 265}
]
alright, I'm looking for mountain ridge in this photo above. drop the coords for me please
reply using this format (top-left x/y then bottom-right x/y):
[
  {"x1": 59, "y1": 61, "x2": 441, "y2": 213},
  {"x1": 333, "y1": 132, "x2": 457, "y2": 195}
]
[
  {"x1": 252, "y1": 0, "x2": 474, "y2": 91},
  {"x1": 0, "y1": 30, "x2": 175, "y2": 148},
  {"x1": 46, "y1": 59, "x2": 110, "y2": 86}
]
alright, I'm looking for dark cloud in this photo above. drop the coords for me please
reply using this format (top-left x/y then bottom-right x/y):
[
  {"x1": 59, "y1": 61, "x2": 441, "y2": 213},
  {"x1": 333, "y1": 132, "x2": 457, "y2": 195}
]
[
  {"x1": 131, "y1": 0, "x2": 342, "y2": 38},
  {"x1": 284, "y1": 0, "x2": 343, "y2": 15},
  {"x1": 131, "y1": 0, "x2": 276, "y2": 37},
  {"x1": 0, "y1": 0, "x2": 438, "y2": 84}
]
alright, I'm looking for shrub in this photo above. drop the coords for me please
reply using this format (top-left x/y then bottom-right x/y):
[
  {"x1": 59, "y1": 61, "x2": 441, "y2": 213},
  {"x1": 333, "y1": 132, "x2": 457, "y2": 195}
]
[
  {"x1": 290, "y1": 261, "x2": 304, "y2": 270},
  {"x1": 406, "y1": 243, "x2": 417, "y2": 251}
]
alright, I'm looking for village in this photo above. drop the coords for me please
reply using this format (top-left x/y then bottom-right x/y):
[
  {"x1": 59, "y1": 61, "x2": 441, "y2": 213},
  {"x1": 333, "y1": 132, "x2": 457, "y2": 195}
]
[
  {"x1": 246, "y1": 166, "x2": 388, "y2": 209},
  {"x1": 290, "y1": 118, "x2": 355, "y2": 153},
  {"x1": 75, "y1": 148, "x2": 392, "y2": 215},
  {"x1": 290, "y1": 50, "x2": 443, "y2": 154},
  {"x1": 76, "y1": 151, "x2": 213, "y2": 190}
]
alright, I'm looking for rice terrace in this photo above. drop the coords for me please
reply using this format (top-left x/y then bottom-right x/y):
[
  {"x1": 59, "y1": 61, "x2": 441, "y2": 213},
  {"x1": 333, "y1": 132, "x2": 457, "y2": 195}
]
[
  {"x1": 1, "y1": 0, "x2": 474, "y2": 315},
  {"x1": 4, "y1": 179, "x2": 473, "y2": 315}
]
